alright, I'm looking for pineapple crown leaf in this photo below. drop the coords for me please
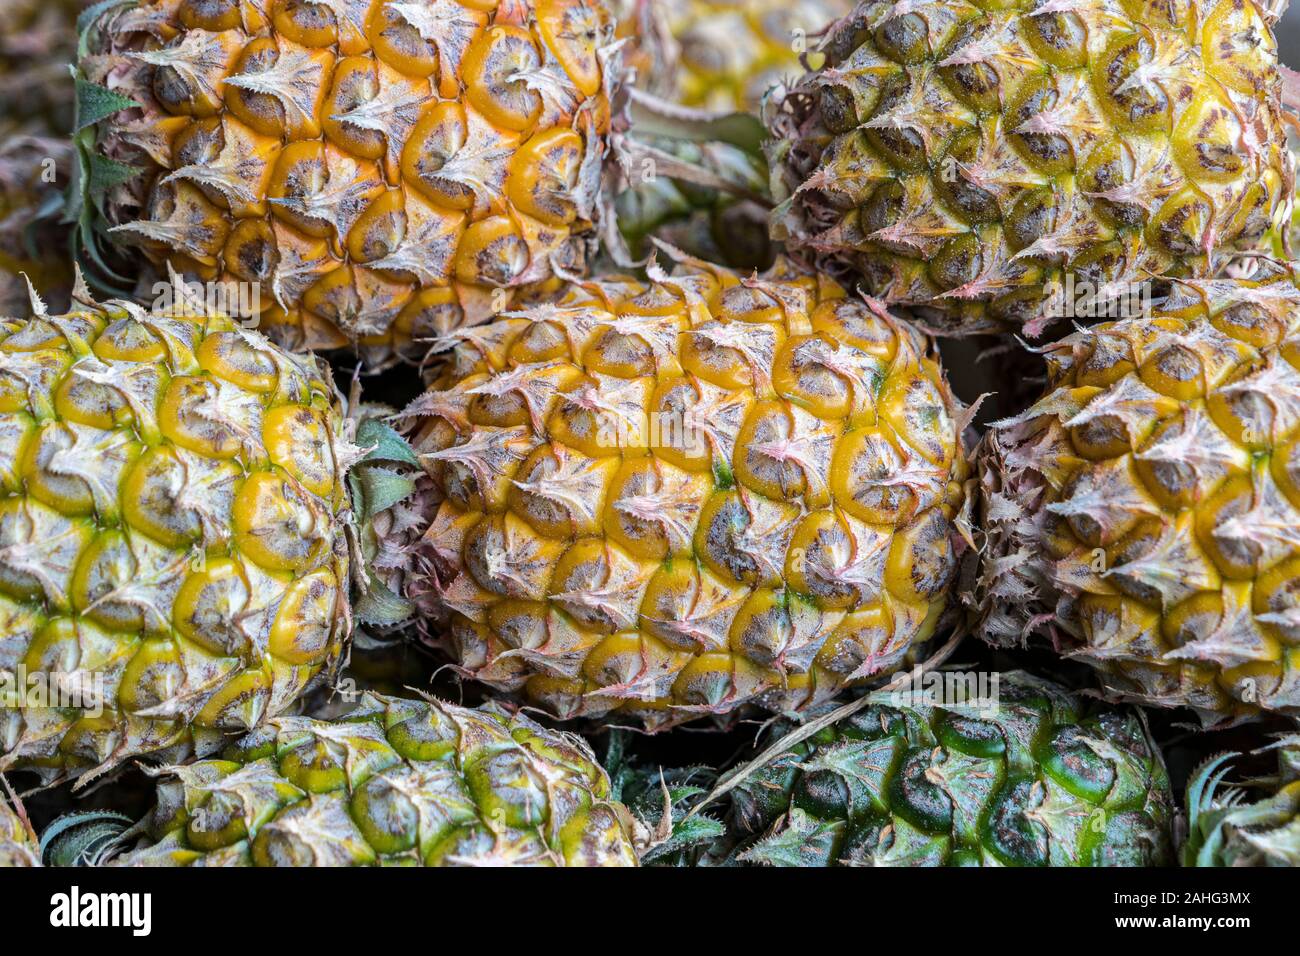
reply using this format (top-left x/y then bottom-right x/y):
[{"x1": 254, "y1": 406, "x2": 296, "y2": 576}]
[
  {"x1": 355, "y1": 417, "x2": 420, "y2": 470},
  {"x1": 38, "y1": 810, "x2": 134, "y2": 867},
  {"x1": 738, "y1": 808, "x2": 842, "y2": 867},
  {"x1": 73, "y1": 76, "x2": 138, "y2": 134}
]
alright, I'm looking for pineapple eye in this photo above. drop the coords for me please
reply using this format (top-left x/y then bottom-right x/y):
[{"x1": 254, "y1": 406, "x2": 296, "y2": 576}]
[
  {"x1": 178, "y1": 0, "x2": 241, "y2": 31},
  {"x1": 1097, "y1": 35, "x2": 1170, "y2": 132},
  {"x1": 462, "y1": 26, "x2": 543, "y2": 132},
  {"x1": 874, "y1": 13, "x2": 930, "y2": 64}
]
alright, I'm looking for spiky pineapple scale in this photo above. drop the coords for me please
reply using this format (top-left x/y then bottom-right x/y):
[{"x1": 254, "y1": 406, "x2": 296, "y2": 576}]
[
  {"x1": 769, "y1": 0, "x2": 1292, "y2": 336},
  {"x1": 0, "y1": 281, "x2": 352, "y2": 785},
  {"x1": 83, "y1": 0, "x2": 619, "y2": 366},
  {"x1": 403, "y1": 257, "x2": 968, "y2": 728}
]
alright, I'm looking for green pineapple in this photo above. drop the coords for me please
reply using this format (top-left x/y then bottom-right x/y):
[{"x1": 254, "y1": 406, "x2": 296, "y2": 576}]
[
  {"x1": 107, "y1": 692, "x2": 640, "y2": 866},
  {"x1": 628, "y1": 671, "x2": 1175, "y2": 866}
]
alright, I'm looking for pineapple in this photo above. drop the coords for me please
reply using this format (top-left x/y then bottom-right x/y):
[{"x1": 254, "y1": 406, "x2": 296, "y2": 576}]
[
  {"x1": 767, "y1": 0, "x2": 1293, "y2": 337},
  {"x1": 78, "y1": 0, "x2": 621, "y2": 367},
  {"x1": 968, "y1": 263, "x2": 1300, "y2": 724},
  {"x1": 628, "y1": 671, "x2": 1174, "y2": 866},
  {"x1": 0, "y1": 788, "x2": 41, "y2": 867},
  {"x1": 399, "y1": 253, "x2": 969, "y2": 728},
  {"x1": 0, "y1": 275, "x2": 355, "y2": 787},
  {"x1": 1183, "y1": 735, "x2": 1300, "y2": 866},
  {"x1": 107, "y1": 691, "x2": 639, "y2": 866},
  {"x1": 621, "y1": 0, "x2": 853, "y2": 114}
]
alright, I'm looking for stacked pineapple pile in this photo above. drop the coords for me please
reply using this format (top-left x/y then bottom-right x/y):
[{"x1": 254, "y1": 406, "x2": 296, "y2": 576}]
[{"x1": 1, "y1": 0, "x2": 1299, "y2": 871}]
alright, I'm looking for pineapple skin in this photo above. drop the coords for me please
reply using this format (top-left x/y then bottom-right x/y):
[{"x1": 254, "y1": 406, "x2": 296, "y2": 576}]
[
  {"x1": 402, "y1": 257, "x2": 969, "y2": 729},
  {"x1": 705, "y1": 671, "x2": 1173, "y2": 866},
  {"x1": 767, "y1": 0, "x2": 1293, "y2": 337},
  {"x1": 82, "y1": 0, "x2": 621, "y2": 367},
  {"x1": 1183, "y1": 736, "x2": 1300, "y2": 866},
  {"x1": 969, "y1": 263, "x2": 1300, "y2": 724},
  {"x1": 0, "y1": 281, "x2": 353, "y2": 787},
  {"x1": 0, "y1": 793, "x2": 41, "y2": 867},
  {"x1": 112, "y1": 692, "x2": 639, "y2": 866}
]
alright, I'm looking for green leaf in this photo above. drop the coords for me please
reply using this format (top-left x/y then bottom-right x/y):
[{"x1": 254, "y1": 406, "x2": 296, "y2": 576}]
[
  {"x1": 628, "y1": 93, "x2": 767, "y2": 156},
  {"x1": 353, "y1": 572, "x2": 414, "y2": 627},
  {"x1": 354, "y1": 464, "x2": 415, "y2": 520},
  {"x1": 75, "y1": 78, "x2": 139, "y2": 132},
  {"x1": 356, "y1": 418, "x2": 419, "y2": 467},
  {"x1": 738, "y1": 809, "x2": 844, "y2": 867},
  {"x1": 86, "y1": 151, "x2": 139, "y2": 196}
]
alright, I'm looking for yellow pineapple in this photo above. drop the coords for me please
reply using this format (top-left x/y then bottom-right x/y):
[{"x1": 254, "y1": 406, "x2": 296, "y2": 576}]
[
  {"x1": 398, "y1": 252, "x2": 969, "y2": 728},
  {"x1": 968, "y1": 262, "x2": 1300, "y2": 724},
  {"x1": 0, "y1": 274, "x2": 355, "y2": 786},
  {"x1": 768, "y1": 0, "x2": 1293, "y2": 337},
  {"x1": 78, "y1": 0, "x2": 621, "y2": 367}
]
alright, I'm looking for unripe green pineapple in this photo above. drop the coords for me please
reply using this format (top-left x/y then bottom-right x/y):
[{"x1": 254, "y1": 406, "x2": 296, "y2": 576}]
[
  {"x1": 637, "y1": 670, "x2": 1175, "y2": 866},
  {"x1": 400, "y1": 254, "x2": 969, "y2": 729},
  {"x1": 768, "y1": 0, "x2": 1293, "y2": 337},
  {"x1": 1184, "y1": 736, "x2": 1300, "y2": 866},
  {"x1": 0, "y1": 276, "x2": 355, "y2": 787},
  {"x1": 110, "y1": 692, "x2": 640, "y2": 866},
  {"x1": 969, "y1": 263, "x2": 1300, "y2": 723}
]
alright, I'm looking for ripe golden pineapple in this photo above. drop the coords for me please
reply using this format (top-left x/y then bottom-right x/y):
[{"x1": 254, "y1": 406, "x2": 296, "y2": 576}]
[
  {"x1": 621, "y1": 0, "x2": 852, "y2": 113},
  {"x1": 79, "y1": 0, "x2": 621, "y2": 367},
  {"x1": 968, "y1": 262, "x2": 1300, "y2": 724},
  {"x1": 768, "y1": 0, "x2": 1293, "y2": 337},
  {"x1": 0, "y1": 276, "x2": 354, "y2": 787},
  {"x1": 108, "y1": 692, "x2": 639, "y2": 866},
  {"x1": 400, "y1": 253, "x2": 969, "y2": 728}
]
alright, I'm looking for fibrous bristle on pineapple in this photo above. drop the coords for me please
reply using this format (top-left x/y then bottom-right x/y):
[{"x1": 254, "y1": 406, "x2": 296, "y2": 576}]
[
  {"x1": 968, "y1": 260, "x2": 1300, "y2": 724},
  {"x1": 0, "y1": 272, "x2": 355, "y2": 787},
  {"x1": 767, "y1": 0, "x2": 1294, "y2": 338},
  {"x1": 395, "y1": 251, "x2": 969, "y2": 729},
  {"x1": 79, "y1": 0, "x2": 623, "y2": 368}
]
